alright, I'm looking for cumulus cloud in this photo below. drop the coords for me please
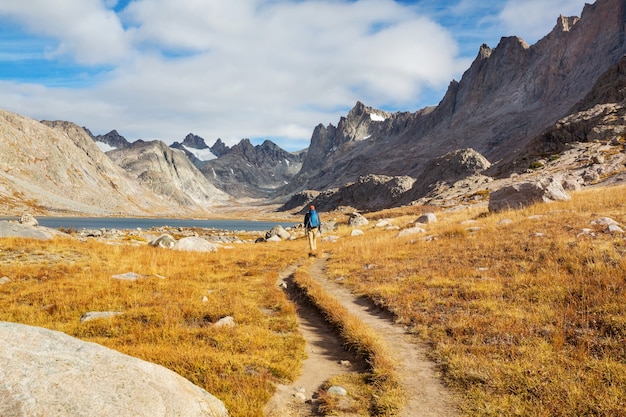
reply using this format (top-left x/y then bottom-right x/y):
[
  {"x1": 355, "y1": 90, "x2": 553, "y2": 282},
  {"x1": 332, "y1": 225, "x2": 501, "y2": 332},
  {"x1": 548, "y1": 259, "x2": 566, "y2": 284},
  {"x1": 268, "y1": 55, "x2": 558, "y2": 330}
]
[
  {"x1": 497, "y1": 0, "x2": 589, "y2": 42},
  {"x1": 0, "y1": 0, "x2": 591, "y2": 150},
  {"x1": 0, "y1": 0, "x2": 129, "y2": 64}
]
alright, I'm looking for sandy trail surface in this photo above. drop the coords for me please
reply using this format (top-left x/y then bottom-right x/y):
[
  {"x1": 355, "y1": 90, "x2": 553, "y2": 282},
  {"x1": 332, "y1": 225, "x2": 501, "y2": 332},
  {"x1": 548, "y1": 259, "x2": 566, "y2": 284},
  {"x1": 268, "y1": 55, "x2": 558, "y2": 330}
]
[{"x1": 265, "y1": 255, "x2": 459, "y2": 416}]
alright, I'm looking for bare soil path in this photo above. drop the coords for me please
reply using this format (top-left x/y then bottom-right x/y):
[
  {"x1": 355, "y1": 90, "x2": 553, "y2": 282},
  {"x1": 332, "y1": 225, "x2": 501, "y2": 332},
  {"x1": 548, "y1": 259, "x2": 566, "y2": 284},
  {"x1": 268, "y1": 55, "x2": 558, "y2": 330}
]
[{"x1": 265, "y1": 255, "x2": 459, "y2": 416}]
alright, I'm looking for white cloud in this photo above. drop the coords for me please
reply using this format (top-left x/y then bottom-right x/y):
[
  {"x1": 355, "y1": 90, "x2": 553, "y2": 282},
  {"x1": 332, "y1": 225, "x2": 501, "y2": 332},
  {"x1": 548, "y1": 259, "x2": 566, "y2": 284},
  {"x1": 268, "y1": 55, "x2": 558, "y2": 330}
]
[
  {"x1": 0, "y1": 0, "x2": 591, "y2": 151},
  {"x1": 497, "y1": 0, "x2": 589, "y2": 43},
  {"x1": 0, "y1": 0, "x2": 129, "y2": 64}
]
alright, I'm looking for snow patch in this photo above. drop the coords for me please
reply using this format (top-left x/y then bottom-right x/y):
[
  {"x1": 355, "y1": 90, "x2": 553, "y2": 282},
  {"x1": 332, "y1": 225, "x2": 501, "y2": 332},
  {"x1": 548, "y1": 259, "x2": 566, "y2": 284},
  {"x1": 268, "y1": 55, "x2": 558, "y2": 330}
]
[
  {"x1": 96, "y1": 141, "x2": 117, "y2": 152},
  {"x1": 182, "y1": 145, "x2": 217, "y2": 161},
  {"x1": 369, "y1": 113, "x2": 385, "y2": 122}
]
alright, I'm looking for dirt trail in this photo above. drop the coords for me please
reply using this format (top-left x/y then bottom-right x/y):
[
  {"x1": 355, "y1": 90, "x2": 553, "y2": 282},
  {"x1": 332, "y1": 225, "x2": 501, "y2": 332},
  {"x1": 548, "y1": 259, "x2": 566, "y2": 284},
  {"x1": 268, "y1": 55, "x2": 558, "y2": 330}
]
[
  {"x1": 265, "y1": 256, "x2": 459, "y2": 416},
  {"x1": 265, "y1": 263, "x2": 366, "y2": 416}
]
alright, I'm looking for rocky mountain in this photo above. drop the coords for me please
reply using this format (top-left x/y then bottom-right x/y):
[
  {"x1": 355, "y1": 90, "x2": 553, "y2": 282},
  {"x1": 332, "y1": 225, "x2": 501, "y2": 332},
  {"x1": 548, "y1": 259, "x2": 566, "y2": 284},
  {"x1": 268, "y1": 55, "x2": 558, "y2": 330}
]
[
  {"x1": 2, "y1": 0, "x2": 625, "y2": 217},
  {"x1": 197, "y1": 138, "x2": 305, "y2": 198},
  {"x1": 87, "y1": 129, "x2": 132, "y2": 152},
  {"x1": 0, "y1": 113, "x2": 199, "y2": 216},
  {"x1": 170, "y1": 133, "x2": 217, "y2": 165},
  {"x1": 105, "y1": 139, "x2": 230, "y2": 209},
  {"x1": 281, "y1": 0, "x2": 626, "y2": 211}
]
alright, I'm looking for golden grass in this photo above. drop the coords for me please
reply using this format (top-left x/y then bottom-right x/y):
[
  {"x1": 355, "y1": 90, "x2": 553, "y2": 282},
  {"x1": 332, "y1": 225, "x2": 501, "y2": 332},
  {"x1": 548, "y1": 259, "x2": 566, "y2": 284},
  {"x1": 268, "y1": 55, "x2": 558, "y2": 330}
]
[
  {"x1": 292, "y1": 260, "x2": 404, "y2": 415},
  {"x1": 326, "y1": 185, "x2": 626, "y2": 416},
  {"x1": 0, "y1": 237, "x2": 306, "y2": 417},
  {"x1": 2, "y1": 184, "x2": 626, "y2": 416}
]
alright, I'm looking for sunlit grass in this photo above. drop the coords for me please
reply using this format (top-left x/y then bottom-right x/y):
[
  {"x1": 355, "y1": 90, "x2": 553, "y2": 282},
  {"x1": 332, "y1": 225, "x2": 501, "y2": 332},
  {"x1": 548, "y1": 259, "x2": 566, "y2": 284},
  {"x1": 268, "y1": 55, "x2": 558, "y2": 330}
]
[
  {"x1": 326, "y1": 184, "x2": 626, "y2": 416},
  {"x1": 2, "y1": 184, "x2": 626, "y2": 416},
  {"x1": 0, "y1": 237, "x2": 306, "y2": 417}
]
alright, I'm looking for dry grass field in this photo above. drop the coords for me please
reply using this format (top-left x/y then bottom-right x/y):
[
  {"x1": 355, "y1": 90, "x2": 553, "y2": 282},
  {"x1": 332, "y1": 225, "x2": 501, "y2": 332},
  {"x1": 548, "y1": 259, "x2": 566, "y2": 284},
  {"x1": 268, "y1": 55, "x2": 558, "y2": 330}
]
[
  {"x1": 1, "y1": 184, "x2": 625, "y2": 416},
  {"x1": 326, "y1": 185, "x2": 626, "y2": 416},
  {"x1": 0, "y1": 235, "x2": 307, "y2": 417}
]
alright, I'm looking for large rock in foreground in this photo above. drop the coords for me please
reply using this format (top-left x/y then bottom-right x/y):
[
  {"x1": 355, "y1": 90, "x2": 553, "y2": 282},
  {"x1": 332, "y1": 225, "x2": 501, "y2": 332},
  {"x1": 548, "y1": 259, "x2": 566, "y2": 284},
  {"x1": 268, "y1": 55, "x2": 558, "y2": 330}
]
[{"x1": 0, "y1": 322, "x2": 229, "y2": 417}]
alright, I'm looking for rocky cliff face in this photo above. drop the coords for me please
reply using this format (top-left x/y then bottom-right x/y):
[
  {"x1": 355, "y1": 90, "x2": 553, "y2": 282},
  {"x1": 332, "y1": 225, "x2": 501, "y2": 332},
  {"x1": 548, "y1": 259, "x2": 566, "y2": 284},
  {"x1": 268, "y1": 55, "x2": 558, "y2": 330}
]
[
  {"x1": 106, "y1": 139, "x2": 230, "y2": 209},
  {"x1": 198, "y1": 138, "x2": 305, "y2": 198},
  {"x1": 287, "y1": 0, "x2": 626, "y2": 201},
  {"x1": 0, "y1": 113, "x2": 185, "y2": 216}
]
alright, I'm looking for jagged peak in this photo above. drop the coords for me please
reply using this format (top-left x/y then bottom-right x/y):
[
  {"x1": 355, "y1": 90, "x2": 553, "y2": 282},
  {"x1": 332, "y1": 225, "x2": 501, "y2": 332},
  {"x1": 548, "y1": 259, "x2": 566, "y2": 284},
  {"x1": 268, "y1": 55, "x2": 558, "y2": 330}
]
[
  {"x1": 478, "y1": 43, "x2": 492, "y2": 59},
  {"x1": 181, "y1": 133, "x2": 208, "y2": 149},
  {"x1": 554, "y1": 14, "x2": 580, "y2": 33}
]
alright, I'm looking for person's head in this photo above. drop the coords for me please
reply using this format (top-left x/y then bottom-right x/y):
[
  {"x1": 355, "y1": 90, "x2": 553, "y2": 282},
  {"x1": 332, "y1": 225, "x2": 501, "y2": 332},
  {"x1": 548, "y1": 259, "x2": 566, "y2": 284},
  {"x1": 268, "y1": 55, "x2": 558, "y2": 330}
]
[{"x1": 309, "y1": 205, "x2": 315, "y2": 211}]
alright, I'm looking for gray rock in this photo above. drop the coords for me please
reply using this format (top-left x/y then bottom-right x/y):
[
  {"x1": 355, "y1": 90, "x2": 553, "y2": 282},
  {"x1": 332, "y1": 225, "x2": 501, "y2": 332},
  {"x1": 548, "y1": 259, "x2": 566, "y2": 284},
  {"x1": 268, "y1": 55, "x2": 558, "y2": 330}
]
[
  {"x1": 174, "y1": 236, "x2": 218, "y2": 252},
  {"x1": 214, "y1": 316, "x2": 236, "y2": 328},
  {"x1": 320, "y1": 220, "x2": 338, "y2": 234},
  {"x1": 0, "y1": 276, "x2": 10, "y2": 284},
  {"x1": 348, "y1": 212, "x2": 369, "y2": 227},
  {"x1": 0, "y1": 220, "x2": 61, "y2": 240},
  {"x1": 80, "y1": 311, "x2": 123, "y2": 323},
  {"x1": 608, "y1": 224, "x2": 624, "y2": 234},
  {"x1": 111, "y1": 272, "x2": 145, "y2": 281},
  {"x1": 0, "y1": 322, "x2": 228, "y2": 417},
  {"x1": 266, "y1": 235, "x2": 282, "y2": 242},
  {"x1": 398, "y1": 226, "x2": 426, "y2": 237},
  {"x1": 265, "y1": 225, "x2": 291, "y2": 240},
  {"x1": 488, "y1": 178, "x2": 570, "y2": 212},
  {"x1": 149, "y1": 234, "x2": 176, "y2": 248},
  {"x1": 350, "y1": 229, "x2": 364, "y2": 237},
  {"x1": 327, "y1": 386, "x2": 348, "y2": 396},
  {"x1": 19, "y1": 213, "x2": 38, "y2": 226},
  {"x1": 416, "y1": 212, "x2": 437, "y2": 224}
]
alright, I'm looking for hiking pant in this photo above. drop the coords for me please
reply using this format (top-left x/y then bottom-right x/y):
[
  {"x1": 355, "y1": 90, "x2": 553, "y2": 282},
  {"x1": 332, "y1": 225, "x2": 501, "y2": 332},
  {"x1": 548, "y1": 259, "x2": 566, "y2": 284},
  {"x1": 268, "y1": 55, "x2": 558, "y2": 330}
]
[{"x1": 306, "y1": 228, "x2": 319, "y2": 251}]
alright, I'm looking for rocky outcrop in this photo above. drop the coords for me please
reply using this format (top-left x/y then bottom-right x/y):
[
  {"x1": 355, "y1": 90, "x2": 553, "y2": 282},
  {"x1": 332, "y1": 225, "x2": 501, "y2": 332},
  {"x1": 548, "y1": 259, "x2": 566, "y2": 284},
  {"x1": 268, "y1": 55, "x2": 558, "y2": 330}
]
[
  {"x1": 0, "y1": 322, "x2": 228, "y2": 417},
  {"x1": 305, "y1": 174, "x2": 415, "y2": 212},
  {"x1": 488, "y1": 177, "x2": 571, "y2": 212},
  {"x1": 106, "y1": 139, "x2": 230, "y2": 208}
]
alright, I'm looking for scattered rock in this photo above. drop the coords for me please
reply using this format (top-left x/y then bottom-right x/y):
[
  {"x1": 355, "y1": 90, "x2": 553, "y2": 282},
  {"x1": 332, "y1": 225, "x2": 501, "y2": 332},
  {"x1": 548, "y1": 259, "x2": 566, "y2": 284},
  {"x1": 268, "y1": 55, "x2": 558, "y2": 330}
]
[
  {"x1": 174, "y1": 236, "x2": 218, "y2": 252},
  {"x1": 497, "y1": 219, "x2": 513, "y2": 225},
  {"x1": 0, "y1": 322, "x2": 229, "y2": 417},
  {"x1": 416, "y1": 213, "x2": 437, "y2": 224},
  {"x1": 111, "y1": 272, "x2": 145, "y2": 281},
  {"x1": 80, "y1": 311, "x2": 123, "y2": 323},
  {"x1": 0, "y1": 276, "x2": 10, "y2": 285},
  {"x1": 375, "y1": 219, "x2": 391, "y2": 228},
  {"x1": 398, "y1": 226, "x2": 426, "y2": 237},
  {"x1": 608, "y1": 224, "x2": 624, "y2": 234},
  {"x1": 265, "y1": 225, "x2": 291, "y2": 241},
  {"x1": 327, "y1": 386, "x2": 348, "y2": 396},
  {"x1": 348, "y1": 212, "x2": 369, "y2": 227},
  {"x1": 266, "y1": 235, "x2": 282, "y2": 242},
  {"x1": 591, "y1": 217, "x2": 620, "y2": 226},
  {"x1": 350, "y1": 229, "x2": 364, "y2": 237},
  {"x1": 214, "y1": 316, "x2": 236, "y2": 328},
  {"x1": 149, "y1": 234, "x2": 176, "y2": 248},
  {"x1": 19, "y1": 213, "x2": 38, "y2": 226}
]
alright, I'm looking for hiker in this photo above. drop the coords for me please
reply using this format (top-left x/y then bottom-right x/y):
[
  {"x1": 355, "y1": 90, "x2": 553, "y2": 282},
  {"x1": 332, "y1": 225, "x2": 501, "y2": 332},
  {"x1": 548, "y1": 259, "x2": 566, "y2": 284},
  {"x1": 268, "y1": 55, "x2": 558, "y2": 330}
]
[{"x1": 304, "y1": 205, "x2": 322, "y2": 254}]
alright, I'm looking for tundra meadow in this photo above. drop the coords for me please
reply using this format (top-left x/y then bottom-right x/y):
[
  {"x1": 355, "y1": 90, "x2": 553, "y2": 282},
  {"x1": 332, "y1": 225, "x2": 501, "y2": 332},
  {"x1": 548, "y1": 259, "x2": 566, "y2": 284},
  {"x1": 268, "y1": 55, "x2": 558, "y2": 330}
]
[{"x1": 1, "y1": 184, "x2": 625, "y2": 416}]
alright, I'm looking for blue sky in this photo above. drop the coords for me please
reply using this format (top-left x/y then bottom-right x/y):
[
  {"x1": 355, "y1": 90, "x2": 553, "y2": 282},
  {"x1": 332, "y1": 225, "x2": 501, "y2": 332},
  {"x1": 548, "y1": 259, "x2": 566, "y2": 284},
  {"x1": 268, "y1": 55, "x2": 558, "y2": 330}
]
[{"x1": 0, "y1": 0, "x2": 589, "y2": 151}]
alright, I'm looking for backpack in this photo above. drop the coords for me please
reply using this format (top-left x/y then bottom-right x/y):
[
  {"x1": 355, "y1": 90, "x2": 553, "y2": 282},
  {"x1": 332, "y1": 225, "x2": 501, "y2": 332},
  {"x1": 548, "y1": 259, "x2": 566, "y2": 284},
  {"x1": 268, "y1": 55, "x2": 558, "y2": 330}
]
[{"x1": 307, "y1": 210, "x2": 320, "y2": 228}]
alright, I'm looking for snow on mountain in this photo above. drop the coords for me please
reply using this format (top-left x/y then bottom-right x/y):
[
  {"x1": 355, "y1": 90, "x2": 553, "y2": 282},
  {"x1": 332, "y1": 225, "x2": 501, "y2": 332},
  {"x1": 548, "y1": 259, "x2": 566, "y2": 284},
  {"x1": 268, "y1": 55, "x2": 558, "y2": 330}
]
[
  {"x1": 182, "y1": 144, "x2": 217, "y2": 161},
  {"x1": 96, "y1": 141, "x2": 117, "y2": 152}
]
